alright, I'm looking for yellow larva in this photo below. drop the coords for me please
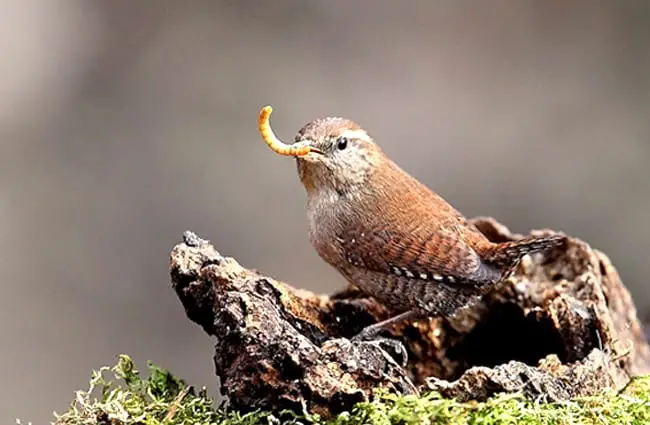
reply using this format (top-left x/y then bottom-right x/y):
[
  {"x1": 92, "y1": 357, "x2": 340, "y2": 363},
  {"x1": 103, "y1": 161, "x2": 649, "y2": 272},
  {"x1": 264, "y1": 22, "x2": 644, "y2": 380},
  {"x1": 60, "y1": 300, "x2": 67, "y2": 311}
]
[{"x1": 258, "y1": 106, "x2": 311, "y2": 157}]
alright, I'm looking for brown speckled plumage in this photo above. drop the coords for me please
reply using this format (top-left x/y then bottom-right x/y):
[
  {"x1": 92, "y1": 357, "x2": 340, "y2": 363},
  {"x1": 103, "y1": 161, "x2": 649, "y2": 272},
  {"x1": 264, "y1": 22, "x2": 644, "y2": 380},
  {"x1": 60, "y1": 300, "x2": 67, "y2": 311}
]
[{"x1": 260, "y1": 109, "x2": 566, "y2": 334}]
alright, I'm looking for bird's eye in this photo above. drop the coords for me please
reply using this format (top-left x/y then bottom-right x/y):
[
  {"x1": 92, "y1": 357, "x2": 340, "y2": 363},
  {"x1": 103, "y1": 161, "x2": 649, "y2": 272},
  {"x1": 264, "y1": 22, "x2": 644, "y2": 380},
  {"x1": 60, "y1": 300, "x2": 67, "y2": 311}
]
[{"x1": 336, "y1": 137, "x2": 348, "y2": 150}]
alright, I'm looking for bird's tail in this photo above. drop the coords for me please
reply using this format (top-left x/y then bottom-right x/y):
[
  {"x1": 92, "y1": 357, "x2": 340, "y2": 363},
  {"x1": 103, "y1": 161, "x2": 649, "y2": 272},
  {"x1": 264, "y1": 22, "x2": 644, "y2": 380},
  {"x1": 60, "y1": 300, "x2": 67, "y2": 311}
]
[{"x1": 482, "y1": 234, "x2": 567, "y2": 268}]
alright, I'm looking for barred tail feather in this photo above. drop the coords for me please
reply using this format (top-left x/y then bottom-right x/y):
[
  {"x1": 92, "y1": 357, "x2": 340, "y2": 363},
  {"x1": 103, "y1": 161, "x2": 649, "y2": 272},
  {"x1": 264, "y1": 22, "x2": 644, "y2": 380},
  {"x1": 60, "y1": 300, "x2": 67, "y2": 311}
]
[{"x1": 482, "y1": 234, "x2": 567, "y2": 267}]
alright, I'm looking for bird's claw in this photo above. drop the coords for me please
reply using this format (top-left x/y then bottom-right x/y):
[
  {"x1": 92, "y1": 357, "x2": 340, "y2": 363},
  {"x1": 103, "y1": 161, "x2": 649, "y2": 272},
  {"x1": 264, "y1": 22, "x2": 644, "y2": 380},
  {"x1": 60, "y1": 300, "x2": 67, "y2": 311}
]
[
  {"x1": 351, "y1": 331, "x2": 409, "y2": 368},
  {"x1": 350, "y1": 326, "x2": 381, "y2": 343}
]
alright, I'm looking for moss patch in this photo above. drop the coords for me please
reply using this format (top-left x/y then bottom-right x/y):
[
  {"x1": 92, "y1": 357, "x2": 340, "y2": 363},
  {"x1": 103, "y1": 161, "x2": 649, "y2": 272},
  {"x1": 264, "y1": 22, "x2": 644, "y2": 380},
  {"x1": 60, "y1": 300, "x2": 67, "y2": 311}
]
[{"x1": 49, "y1": 355, "x2": 650, "y2": 425}]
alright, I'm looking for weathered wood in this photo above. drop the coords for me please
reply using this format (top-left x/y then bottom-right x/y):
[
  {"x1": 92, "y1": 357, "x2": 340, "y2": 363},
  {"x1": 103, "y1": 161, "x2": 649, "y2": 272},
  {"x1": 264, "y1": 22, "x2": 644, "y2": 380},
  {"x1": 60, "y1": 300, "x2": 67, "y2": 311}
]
[{"x1": 169, "y1": 218, "x2": 650, "y2": 417}]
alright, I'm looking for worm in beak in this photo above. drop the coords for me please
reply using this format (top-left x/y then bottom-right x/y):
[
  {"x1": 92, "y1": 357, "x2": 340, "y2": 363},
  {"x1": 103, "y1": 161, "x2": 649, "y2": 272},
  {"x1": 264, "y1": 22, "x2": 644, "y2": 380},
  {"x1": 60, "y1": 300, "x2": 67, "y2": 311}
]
[{"x1": 258, "y1": 106, "x2": 323, "y2": 156}]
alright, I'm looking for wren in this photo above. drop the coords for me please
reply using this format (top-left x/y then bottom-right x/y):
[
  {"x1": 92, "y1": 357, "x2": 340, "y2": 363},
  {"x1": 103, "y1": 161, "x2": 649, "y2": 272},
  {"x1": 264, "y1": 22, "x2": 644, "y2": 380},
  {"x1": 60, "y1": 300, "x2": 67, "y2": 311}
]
[{"x1": 258, "y1": 106, "x2": 566, "y2": 340}]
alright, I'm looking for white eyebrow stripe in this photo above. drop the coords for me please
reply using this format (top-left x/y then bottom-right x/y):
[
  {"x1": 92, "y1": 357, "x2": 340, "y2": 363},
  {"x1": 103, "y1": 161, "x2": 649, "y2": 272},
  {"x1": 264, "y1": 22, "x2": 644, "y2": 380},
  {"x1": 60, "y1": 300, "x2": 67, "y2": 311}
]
[{"x1": 340, "y1": 129, "x2": 371, "y2": 142}]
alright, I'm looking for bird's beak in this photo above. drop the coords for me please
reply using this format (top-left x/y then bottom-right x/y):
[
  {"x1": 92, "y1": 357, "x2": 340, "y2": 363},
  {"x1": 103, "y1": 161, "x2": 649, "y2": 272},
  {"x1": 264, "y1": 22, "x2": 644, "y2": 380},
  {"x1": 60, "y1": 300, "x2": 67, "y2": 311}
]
[
  {"x1": 288, "y1": 141, "x2": 325, "y2": 161},
  {"x1": 302, "y1": 145, "x2": 325, "y2": 155},
  {"x1": 258, "y1": 105, "x2": 324, "y2": 158}
]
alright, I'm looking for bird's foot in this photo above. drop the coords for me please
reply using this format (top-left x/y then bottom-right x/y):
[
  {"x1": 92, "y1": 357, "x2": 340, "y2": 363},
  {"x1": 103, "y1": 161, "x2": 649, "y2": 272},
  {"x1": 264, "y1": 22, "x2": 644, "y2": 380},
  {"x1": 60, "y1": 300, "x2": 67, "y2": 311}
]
[
  {"x1": 351, "y1": 330, "x2": 409, "y2": 368},
  {"x1": 350, "y1": 324, "x2": 383, "y2": 343},
  {"x1": 349, "y1": 310, "x2": 423, "y2": 368},
  {"x1": 372, "y1": 338, "x2": 409, "y2": 368}
]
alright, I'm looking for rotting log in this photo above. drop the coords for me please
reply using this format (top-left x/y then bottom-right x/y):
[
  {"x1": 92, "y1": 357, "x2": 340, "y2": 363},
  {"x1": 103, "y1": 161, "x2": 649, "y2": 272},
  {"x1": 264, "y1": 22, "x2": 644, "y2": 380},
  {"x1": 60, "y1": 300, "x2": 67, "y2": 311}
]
[{"x1": 169, "y1": 218, "x2": 650, "y2": 417}]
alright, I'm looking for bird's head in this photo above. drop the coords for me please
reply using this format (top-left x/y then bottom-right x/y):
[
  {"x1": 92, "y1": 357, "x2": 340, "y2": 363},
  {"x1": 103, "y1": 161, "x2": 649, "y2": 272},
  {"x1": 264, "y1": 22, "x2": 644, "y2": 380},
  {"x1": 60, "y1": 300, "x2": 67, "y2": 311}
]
[{"x1": 258, "y1": 106, "x2": 384, "y2": 196}]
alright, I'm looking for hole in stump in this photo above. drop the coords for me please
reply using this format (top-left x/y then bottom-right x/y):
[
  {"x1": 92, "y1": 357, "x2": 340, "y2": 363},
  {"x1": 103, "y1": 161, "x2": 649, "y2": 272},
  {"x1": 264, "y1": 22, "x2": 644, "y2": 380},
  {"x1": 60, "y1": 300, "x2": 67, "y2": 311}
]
[{"x1": 447, "y1": 302, "x2": 566, "y2": 378}]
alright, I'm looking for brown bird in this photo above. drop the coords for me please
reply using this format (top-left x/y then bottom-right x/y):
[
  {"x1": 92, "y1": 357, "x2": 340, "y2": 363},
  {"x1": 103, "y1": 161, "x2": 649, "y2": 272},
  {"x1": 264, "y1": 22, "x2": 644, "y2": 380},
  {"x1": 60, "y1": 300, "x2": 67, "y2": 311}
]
[{"x1": 258, "y1": 106, "x2": 566, "y2": 340}]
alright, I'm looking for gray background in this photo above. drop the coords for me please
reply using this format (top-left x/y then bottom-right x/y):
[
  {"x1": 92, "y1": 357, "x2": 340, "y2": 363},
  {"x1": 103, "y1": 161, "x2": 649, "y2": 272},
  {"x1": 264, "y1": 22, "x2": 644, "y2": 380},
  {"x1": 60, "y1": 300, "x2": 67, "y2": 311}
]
[{"x1": 2, "y1": 1, "x2": 649, "y2": 423}]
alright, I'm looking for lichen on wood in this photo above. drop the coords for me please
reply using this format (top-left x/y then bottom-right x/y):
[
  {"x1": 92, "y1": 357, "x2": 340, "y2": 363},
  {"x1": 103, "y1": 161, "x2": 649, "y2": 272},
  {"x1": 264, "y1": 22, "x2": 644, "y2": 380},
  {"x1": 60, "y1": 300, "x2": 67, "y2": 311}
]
[{"x1": 169, "y1": 217, "x2": 650, "y2": 418}]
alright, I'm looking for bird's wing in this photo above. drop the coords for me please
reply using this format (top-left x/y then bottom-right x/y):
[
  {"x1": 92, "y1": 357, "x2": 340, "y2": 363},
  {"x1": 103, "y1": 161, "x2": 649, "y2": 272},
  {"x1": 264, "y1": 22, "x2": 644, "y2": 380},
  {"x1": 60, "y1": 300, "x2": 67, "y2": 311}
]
[{"x1": 340, "y1": 219, "x2": 498, "y2": 286}]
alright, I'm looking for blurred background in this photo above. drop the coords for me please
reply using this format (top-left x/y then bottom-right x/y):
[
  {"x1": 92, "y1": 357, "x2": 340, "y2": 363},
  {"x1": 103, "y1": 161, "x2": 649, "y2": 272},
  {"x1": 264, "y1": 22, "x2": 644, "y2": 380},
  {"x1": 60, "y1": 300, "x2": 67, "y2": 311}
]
[{"x1": 2, "y1": 0, "x2": 649, "y2": 422}]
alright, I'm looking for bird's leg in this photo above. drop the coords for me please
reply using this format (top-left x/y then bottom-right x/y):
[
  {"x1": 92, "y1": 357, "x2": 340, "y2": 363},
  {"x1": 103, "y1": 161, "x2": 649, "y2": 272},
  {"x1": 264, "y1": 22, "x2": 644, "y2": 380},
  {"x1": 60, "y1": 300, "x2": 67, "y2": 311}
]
[
  {"x1": 351, "y1": 310, "x2": 423, "y2": 368},
  {"x1": 352, "y1": 310, "x2": 423, "y2": 341}
]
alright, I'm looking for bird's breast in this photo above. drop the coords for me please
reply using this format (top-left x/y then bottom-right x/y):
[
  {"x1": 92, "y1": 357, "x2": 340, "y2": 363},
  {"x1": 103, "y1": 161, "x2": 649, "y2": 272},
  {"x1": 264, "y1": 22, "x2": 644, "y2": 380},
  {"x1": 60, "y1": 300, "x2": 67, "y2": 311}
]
[{"x1": 306, "y1": 189, "x2": 350, "y2": 269}]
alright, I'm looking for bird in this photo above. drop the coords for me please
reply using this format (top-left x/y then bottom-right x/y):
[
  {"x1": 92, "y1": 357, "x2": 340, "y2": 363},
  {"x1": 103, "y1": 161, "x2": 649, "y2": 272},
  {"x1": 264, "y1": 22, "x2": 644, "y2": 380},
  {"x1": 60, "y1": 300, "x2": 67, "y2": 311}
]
[{"x1": 257, "y1": 105, "x2": 566, "y2": 340}]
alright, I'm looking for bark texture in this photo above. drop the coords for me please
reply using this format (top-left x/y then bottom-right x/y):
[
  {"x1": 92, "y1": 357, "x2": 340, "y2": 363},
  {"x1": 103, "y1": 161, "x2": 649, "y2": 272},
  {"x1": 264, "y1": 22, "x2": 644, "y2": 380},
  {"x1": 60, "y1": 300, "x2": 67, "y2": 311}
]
[{"x1": 169, "y1": 218, "x2": 649, "y2": 417}]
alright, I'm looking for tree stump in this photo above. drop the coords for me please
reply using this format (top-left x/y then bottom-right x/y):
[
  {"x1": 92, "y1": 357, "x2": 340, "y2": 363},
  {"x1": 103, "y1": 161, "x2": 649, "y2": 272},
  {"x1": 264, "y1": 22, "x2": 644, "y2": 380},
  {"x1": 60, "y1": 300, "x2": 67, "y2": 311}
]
[{"x1": 169, "y1": 218, "x2": 650, "y2": 418}]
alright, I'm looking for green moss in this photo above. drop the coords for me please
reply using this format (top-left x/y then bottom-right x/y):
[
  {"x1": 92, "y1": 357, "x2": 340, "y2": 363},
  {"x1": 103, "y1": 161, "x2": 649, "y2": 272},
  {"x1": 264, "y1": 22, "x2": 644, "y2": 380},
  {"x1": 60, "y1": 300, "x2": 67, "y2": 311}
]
[{"x1": 50, "y1": 355, "x2": 650, "y2": 425}]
